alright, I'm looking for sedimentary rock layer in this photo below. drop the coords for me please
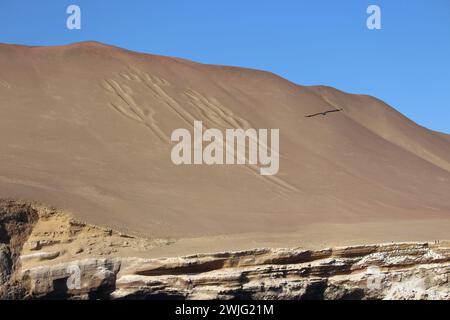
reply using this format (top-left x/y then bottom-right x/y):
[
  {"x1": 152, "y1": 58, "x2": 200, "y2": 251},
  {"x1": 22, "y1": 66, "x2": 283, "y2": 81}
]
[{"x1": 1, "y1": 200, "x2": 448, "y2": 300}]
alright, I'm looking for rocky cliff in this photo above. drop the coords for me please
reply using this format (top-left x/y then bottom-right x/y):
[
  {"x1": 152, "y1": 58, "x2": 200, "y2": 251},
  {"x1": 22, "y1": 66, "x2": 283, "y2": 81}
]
[{"x1": 0, "y1": 200, "x2": 449, "y2": 300}]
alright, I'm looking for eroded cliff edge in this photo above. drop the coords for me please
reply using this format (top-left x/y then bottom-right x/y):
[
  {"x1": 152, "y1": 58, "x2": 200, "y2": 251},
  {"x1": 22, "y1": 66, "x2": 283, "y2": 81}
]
[{"x1": 0, "y1": 200, "x2": 449, "y2": 300}]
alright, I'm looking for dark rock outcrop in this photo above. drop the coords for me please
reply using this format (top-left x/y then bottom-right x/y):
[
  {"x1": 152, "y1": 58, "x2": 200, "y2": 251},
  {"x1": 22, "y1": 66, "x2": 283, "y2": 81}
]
[{"x1": 0, "y1": 200, "x2": 38, "y2": 299}]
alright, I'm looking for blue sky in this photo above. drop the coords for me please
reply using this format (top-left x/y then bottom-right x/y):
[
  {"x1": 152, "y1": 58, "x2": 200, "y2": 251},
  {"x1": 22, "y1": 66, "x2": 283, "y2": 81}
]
[{"x1": 1, "y1": 0, "x2": 449, "y2": 133}]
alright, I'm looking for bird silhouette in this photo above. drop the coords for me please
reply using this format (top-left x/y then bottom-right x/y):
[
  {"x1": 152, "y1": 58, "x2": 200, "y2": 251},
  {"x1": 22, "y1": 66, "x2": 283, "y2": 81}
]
[{"x1": 305, "y1": 108, "x2": 343, "y2": 118}]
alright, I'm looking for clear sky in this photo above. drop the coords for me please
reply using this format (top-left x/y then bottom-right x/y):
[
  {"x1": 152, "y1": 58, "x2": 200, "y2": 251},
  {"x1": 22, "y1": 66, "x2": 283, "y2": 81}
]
[{"x1": 1, "y1": 0, "x2": 449, "y2": 133}]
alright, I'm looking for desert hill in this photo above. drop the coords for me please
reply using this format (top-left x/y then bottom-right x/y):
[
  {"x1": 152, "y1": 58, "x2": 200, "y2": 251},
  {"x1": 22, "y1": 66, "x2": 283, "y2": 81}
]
[{"x1": 0, "y1": 41, "x2": 449, "y2": 252}]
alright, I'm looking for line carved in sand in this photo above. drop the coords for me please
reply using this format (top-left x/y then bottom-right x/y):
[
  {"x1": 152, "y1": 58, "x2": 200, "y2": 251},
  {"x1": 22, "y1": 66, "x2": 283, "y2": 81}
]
[
  {"x1": 101, "y1": 68, "x2": 298, "y2": 193},
  {"x1": 101, "y1": 76, "x2": 169, "y2": 143},
  {"x1": 183, "y1": 89, "x2": 298, "y2": 193}
]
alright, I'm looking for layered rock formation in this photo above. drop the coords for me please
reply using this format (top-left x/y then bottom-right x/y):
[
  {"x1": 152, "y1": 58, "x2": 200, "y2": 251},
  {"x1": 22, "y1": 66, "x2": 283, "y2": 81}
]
[{"x1": 1, "y1": 200, "x2": 448, "y2": 300}]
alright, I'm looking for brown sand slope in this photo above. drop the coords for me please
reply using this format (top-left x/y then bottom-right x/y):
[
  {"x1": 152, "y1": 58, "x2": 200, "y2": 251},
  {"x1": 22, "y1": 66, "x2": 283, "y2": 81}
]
[{"x1": 0, "y1": 42, "x2": 449, "y2": 251}]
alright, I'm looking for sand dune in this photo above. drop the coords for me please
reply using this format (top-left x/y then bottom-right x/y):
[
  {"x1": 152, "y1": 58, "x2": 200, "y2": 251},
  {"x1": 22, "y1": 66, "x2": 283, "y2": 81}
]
[{"x1": 0, "y1": 41, "x2": 449, "y2": 252}]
